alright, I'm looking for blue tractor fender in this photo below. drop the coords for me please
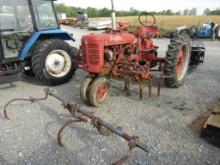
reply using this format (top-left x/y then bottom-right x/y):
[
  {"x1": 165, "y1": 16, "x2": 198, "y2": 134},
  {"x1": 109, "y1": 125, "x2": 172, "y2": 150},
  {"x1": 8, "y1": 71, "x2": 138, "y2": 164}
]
[{"x1": 19, "y1": 29, "x2": 75, "y2": 61}]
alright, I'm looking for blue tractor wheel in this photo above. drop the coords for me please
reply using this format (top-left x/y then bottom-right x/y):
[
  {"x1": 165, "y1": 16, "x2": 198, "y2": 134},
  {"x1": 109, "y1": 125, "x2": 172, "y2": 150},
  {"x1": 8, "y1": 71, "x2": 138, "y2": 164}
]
[{"x1": 31, "y1": 39, "x2": 78, "y2": 85}]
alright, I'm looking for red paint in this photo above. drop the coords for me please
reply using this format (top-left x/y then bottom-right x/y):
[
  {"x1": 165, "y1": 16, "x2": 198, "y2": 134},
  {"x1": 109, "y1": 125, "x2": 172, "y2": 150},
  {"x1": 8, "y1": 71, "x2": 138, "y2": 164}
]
[
  {"x1": 96, "y1": 84, "x2": 109, "y2": 101},
  {"x1": 82, "y1": 33, "x2": 135, "y2": 73},
  {"x1": 176, "y1": 46, "x2": 186, "y2": 78},
  {"x1": 135, "y1": 26, "x2": 160, "y2": 38},
  {"x1": 81, "y1": 21, "x2": 161, "y2": 80}
]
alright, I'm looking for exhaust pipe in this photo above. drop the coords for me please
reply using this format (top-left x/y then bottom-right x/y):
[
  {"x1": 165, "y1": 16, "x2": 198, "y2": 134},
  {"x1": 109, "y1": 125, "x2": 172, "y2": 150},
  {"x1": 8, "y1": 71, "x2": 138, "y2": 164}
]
[{"x1": 111, "y1": 0, "x2": 116, "y2": 30}]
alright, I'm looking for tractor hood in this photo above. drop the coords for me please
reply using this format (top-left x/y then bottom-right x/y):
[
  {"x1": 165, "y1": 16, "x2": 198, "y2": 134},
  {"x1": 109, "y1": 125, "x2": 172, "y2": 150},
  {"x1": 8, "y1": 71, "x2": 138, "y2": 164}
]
[{"x1": 82, "y1": 33, "x2": 136, "y2": 46}]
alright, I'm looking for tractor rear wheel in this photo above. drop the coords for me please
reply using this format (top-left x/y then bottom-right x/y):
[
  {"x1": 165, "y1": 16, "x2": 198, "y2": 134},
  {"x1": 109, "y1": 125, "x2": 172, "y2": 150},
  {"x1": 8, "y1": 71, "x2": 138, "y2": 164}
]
[
  {"x1": 80, "y1": 75, "x2": 94, "y2": 105},
  {"x1": 89, "y1": 77, "x2": 110, "y2": 107},
  {"x1": 164, "y1": 35, "x2": 191, "y2": 88},
  {"x1": 31, "y1": 39, "x2": 78, "y2": 85}
]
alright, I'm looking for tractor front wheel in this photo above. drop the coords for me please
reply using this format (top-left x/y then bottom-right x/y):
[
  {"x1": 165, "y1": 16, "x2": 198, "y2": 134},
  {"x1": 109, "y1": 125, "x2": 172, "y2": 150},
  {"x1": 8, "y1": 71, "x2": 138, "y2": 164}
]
[
  {"x1": 164, "y1": 35, "x2": 191, "y2": 88},
  {"x1": 89, "y1": 77, "x2": 110, "y2": 107},
  {"x1": 80, "y1": 75, "x2": 94, "y2": 105},
  {"x1": 31, "y1": 39, "x2": 78, "y2": 85}
]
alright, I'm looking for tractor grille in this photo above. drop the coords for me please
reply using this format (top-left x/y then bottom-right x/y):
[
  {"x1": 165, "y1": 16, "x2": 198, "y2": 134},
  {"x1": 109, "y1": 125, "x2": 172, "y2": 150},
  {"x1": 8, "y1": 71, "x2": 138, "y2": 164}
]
[{"x1": 83, "y1": 43, "x2": 101, "y2": 65}]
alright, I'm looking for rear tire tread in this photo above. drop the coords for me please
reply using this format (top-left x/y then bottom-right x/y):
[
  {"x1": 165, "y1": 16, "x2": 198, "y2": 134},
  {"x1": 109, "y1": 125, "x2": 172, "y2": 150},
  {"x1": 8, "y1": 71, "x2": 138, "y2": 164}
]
[
  {"x1": 31, "y1": 39, "x2": 78, "y2": 85},
  {"x1": 164, "y1": 34, "x2": 191, "y2": 88}
]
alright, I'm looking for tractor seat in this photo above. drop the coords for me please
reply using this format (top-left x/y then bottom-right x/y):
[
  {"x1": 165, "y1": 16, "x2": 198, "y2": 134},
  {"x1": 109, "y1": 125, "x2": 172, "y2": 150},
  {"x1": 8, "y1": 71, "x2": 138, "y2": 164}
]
[
  {"x1": 141, "y1": 37, "x2": 159, "y2": 52},
  {"x1": 116, "y1": 22, "x2": 128, "y2": 31}
]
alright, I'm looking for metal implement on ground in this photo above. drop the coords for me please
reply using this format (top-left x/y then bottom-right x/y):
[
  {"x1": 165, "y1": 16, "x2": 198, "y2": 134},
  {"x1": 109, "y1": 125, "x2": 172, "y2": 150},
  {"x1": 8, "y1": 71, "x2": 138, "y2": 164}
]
[
  {"x1": 48, "y1": 90, "x2": 148, "y2": 151},
  {"x1": 3, "y1": 88, "x2": 148, "y2": 165}
]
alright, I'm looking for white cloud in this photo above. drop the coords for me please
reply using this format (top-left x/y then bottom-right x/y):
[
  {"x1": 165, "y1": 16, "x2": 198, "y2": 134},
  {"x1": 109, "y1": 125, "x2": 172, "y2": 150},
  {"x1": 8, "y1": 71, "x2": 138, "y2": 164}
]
[{"x1": 57, "y1": 0, "x2": 220, "y2": 15}]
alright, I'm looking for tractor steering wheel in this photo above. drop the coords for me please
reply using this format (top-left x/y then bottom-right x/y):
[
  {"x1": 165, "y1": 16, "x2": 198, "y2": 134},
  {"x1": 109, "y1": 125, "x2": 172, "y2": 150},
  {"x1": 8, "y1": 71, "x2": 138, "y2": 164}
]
[{"x1": 138, "y1": 13, "x2": 156, "y2": 27}]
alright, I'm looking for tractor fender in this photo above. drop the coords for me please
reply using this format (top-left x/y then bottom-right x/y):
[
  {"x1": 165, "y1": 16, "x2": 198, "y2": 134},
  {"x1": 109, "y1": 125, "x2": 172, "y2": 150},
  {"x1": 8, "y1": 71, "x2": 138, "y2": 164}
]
[{"x1": 19, "y1": 29, "x2": 75, "y2": 61}]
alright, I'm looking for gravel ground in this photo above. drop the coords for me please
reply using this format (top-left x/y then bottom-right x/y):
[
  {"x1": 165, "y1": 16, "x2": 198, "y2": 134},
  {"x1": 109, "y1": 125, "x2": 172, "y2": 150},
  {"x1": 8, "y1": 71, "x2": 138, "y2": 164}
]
[{"x1": 0, "y1": 26, "x2": 220, "y2": 165}]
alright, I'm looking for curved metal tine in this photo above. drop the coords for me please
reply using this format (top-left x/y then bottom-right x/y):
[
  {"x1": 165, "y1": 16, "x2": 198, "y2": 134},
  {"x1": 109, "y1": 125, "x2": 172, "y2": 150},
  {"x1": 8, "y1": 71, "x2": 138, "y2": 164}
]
[{"x1": 57, "y1": 119, "x2": 85, "y2": 147}]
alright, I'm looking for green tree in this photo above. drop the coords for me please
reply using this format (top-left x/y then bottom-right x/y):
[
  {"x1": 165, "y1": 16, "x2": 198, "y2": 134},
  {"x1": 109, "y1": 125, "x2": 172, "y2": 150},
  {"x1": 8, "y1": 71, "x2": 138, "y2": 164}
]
[
  {"x1": 189, "y1": 8, "x2": 197, "y2": 15},
  {"x1": 55, "y1": 3, "x2": 182, "y2": 17},
  {"x1": 183, "y1": 9, "x2": 189, "y2": 15},
  {"x1": 208, "y1": 9, "x2": 220, "y2": 15},
  {"x1": 55, "y1": 3, "x2": 66, "y2": 13},
  {"x1": 203, "y1": 8, "x2": 210, "y2": 15},
  {"x1": 97, "y1": 8, "x2": 111, "y2": 17},
  {"x1": 85, "y1": 7, "x2": 98, "y2": 17}
]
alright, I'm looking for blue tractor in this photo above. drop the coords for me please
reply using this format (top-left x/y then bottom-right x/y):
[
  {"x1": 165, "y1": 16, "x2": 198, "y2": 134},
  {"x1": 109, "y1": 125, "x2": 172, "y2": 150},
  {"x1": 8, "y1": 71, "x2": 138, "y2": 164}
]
[
  {"x1": 197, "y1": 22, "x2": 216, "y2": 40},
  {"x1": 0, "y1": 0, "x2": 78, "y2": 85}
]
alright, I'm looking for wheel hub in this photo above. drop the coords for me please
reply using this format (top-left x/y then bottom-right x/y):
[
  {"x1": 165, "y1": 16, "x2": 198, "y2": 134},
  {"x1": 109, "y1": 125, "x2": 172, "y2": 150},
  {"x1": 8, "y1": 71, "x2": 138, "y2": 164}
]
[
  {"x1": 96, "y1": 84, "x2": 109, "y2": 102},
  {"x1": 45, "y1": 50, "x2": 71, "y2": 78},
  {"x1": 176, "y1": 45, "x2": 188, "y2": 81},
  {"x1": 47, "y1": 53, "x2": 65, "y2": 73}
]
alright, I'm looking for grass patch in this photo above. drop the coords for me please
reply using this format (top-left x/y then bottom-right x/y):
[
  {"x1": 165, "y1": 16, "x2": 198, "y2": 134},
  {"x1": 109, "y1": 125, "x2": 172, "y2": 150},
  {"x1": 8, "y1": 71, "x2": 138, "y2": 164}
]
[
  {"x1": 120, "y1": 15, "x2": 220, "y2": 37},
  {"x1": 118, "y1": 15, "x2": 220, "y2": 29}
]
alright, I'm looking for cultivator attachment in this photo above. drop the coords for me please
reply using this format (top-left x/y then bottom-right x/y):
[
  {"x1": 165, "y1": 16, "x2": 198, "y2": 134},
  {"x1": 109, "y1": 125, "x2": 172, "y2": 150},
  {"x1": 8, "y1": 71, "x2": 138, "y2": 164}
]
[
  {"x1": 123, "y1": 73, "x2": 166, "y2": 100},
  {"x1": 3, "y1": 88, "x2": 148, "y2": 165}
]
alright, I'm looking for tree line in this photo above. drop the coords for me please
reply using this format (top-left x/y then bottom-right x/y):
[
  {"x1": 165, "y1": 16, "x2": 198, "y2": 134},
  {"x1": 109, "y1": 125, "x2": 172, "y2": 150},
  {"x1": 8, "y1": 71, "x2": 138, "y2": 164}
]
[
  {"x1": 203, "y1": 8, "x2": 220, "y2": 15},
  {"x1": 55, "y1": 3, "x2": 220, "y2": 17}
]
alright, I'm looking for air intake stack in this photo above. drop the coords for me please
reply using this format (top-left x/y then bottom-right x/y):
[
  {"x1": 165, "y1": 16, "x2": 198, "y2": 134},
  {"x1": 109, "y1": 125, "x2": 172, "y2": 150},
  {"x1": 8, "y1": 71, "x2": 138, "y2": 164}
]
[{"x1": 111, "y1": 0, "x2": 116, "y2": 30}]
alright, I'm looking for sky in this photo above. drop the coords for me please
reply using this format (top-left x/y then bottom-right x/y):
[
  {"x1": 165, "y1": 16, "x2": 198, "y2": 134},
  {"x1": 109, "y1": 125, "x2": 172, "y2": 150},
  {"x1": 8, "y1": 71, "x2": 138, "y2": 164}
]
[{"x1": 57, "y1": 0, "x2": 220, "y2": 15}]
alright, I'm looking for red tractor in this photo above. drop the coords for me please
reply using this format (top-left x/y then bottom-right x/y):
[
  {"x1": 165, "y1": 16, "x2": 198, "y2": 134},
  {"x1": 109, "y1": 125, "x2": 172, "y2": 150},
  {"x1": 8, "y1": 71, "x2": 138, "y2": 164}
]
[{"x1": 79, "y1": 12, "x2": 191, "y2": 107}]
